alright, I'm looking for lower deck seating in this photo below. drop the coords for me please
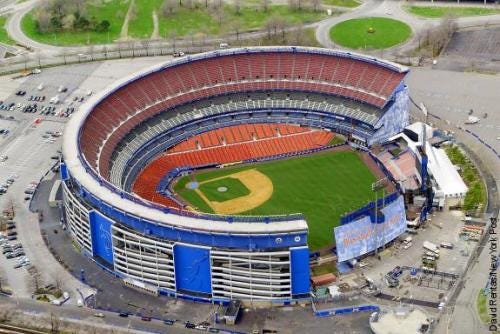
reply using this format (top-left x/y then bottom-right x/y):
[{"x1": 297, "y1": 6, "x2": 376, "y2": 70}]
[{"x1": 132, "y1": 124, "x2": 334, "y2": 207}]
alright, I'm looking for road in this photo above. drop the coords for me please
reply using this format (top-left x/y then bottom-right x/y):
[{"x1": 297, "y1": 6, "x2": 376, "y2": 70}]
[{"x1": 0, "y1": 296, "x2": 196, "y2": 334}]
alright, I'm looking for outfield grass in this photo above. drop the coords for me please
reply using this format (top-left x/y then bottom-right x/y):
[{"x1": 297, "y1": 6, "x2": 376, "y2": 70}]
[
  {"x1": 174, "y1": 151, "x2": 382, "y2": 250},
  {"x1": 0, "y1": 16, "x2": 15, "y2": 45},
  {"x1": 323, "y1": 0, "x2": 361, "y2": 8},
  {"x1": 406, "y1": 5, "x2": 500, "y2": 18},
  {"x1": 21, "y1": 0, "x2": 128, "y2": 46},
  {"x1": 199, "y1": 177, "x2": 250, "y2": 202},
  {"x1": 330, "y1": 17, "x2": 411, "y2": 49}
]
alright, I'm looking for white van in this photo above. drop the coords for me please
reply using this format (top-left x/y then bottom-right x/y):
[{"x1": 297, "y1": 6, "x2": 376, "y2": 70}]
[
  {"x1": 403, "y1": 236, "x2": 413, "y2": 244},
  {"x1": 219, "y1": 43, "x2": 229, "y2": 49}
]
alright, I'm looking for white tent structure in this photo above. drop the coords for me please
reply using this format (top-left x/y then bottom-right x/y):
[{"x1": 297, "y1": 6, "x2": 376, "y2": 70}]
[{"x1": 389, "y1": 123, "x2": 468, "y2": 199}]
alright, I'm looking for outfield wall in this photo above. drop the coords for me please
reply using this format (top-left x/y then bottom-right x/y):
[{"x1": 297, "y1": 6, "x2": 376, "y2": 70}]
[{"x1": 334, "y1": 195, "x2": 406, "y2": 262}]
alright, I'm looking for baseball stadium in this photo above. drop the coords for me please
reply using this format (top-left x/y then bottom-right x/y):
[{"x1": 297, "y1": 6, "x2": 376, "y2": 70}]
[{"x1": 61, "y1": 47, "x2": 410, "y2": 304}]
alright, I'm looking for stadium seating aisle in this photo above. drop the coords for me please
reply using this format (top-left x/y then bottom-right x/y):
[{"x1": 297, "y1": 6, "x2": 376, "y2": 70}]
[{"x1": 132, "y1": 124, "x2": 334, "y2": 206}]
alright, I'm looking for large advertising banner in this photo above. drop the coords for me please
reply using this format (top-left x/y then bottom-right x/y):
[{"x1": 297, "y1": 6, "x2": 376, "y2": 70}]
[
  {"x1": 334, "y1": 195, "x2": 406, "y2": 262},
  {"x1": 89, "y1": 210, "x2": 114, "y2": 265}
]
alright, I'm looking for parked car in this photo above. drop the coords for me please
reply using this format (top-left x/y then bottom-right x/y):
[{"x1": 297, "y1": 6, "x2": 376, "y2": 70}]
[
  {"x1": 185, "y1": 321, "x2": 196, "y2": 329},
  {"x1": 163, "y1": 319, "x2": 175, "y2": 325},
  {"x1": 140, "y1": 316, "x2": 152, "y2": 322},
  {"x1": 118, "y1": 312, "x2": 129, "y2": 318}
]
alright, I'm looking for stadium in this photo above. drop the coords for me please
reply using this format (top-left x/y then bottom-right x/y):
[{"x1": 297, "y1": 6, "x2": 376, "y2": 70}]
[{"x1": 61, "y1": 46, "x2": 410, "y2": 304}]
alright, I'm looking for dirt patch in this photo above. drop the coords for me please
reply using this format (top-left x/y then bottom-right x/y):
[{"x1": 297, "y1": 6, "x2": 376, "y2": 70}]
[{"x1": 195, "y1": 169, "x2": 273, "y2": 214}]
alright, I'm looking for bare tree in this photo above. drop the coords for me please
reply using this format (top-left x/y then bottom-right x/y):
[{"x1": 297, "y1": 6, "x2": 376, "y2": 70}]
[
  {"x1": 266, "y1": 14, "x2": 284, "y2": 38},
  {"x1": 261, "y1": 0, "x2": 270, "y2": 12},
  {"x1": 162, "y1": 0, "x2": 179, "y2": 16},
  {"x1": 35, "y1": 9, "x2": 52, "y2": 33},
  {"x1": 311, "y1": 0, "x2": 321, "y2": 12},
  {"x1": 0, "y1": 275, "x2": 6, "y2": 293},
  {"x1": 234, "y1": 0, "x2": 241, "y2": 14},
  {"x1": 62, "y1": 14, "x2": 75, "y2": 31},
  {"x1": 0, "y1": 304, "x2": 12, "y2": 323},
  {"x1": 169, "y1": 30, "x2": 177, "y2": 52},
  {"x1": 53, "y1": 270, "x2": 66, "y2": 293},
  {"x1": 50, "y1": 311, "x2": 61, "y2": 334},
  {"x1": 288, "y1": 0, "x2": 302, "y2": 10},
  {"x1": 27, "y1": 267, "x2": 43, "y2": 293},
  {"x1": 229, "y1": 19, "x2": 242, "y2": 45},
  {"x1": 215, "y1": 5, "x2": 224, "y2": 26}
]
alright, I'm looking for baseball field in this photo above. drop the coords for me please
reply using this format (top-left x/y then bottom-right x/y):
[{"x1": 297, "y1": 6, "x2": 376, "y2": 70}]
[{"x1": 173, "y1": 150, "x2": 382, "y2": 250}]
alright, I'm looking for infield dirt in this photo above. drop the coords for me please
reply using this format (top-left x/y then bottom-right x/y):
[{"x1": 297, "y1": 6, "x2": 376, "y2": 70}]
[{"x1": 195, "y1": 169, "x2": 273, "y2": 215}]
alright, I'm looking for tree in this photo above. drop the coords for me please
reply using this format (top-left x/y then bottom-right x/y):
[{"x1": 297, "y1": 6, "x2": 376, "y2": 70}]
[
  {"x1": 162, "y1": 0, "x2": 179, "y2": 16},
  {"x1": 291, "y1": 23, "x2": 305, "y2": 45},
  {"x1": 53, "y1": 270, "x2": 66, "y2": 293},
  {"x1": 234, "y1": 0, "x2": 241, "y2": 14},
  {"x1": 261, "y1": 0, "x2": 270, "y2": 12},
  {"x1": 0, "y1": 275, "x2": 6, "y2": 293},
  {"x1": 27, "y1": 267, "x2": 43, "y2": 293},
  {"x1": 96, "y1": 20, "x2": 110, "y2": 32},
  {"x1": 0, "y1": 304, "x2": 12, "y2": 323},
  {"x1": 50, "y1": 311, "x2": 61, "y2": 334},
  {"x1": 215, "y1": 5, "x2": 224, "y2": 26},
  {"x1": 229, "y1": 19, "x2": 242, "y2": 45},
  {"x1": 35, "y1": 9, "x2": 52, "y2": 33},
  {"x1": 169, "y1": 30, "x2": 177, "y2": 52},
  {"x1": 266, "y1": 14, "x2": 283, "y2": 38},
  {"x1": 311, "y1": 0, "x2": 321, "y2": 12},
  {"x1": 62, "y1": 14, "x2": 75, "y2": 31}
]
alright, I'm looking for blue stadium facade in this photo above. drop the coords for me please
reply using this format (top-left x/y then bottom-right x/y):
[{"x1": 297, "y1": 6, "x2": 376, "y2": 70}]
[{"x1": 61, "y1": 47, "x2": 409, "y2": 304}]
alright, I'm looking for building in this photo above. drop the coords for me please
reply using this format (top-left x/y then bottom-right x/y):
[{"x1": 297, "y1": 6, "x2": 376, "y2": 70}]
[{"x1": 61, "y1": 47, "x2": 409, "y2": 303}]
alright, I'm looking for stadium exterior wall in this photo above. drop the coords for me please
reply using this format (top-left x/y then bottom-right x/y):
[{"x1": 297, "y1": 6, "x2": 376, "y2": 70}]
[{"x1": 62, "y1": 179, "x2": 310, "y2": 302}]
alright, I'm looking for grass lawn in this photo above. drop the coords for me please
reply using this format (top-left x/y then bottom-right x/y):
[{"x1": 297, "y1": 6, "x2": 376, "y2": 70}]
[
  {"x1": 323, "y1": 0, "x2": 361, "y2": 8},
  {"x1": 477, "y1": 289, "x2": 491, "y2": 323},
  {"x1": 174, "y1": 150, "x2": 382, "y2": 250},
  {"x1": 238, "y1": 27, "x2": 321, "y2": 48},
  {"x1": 330, "y1": 17, "x2": 411, "y2": 49},
  {"x1": 311, "y1": 262, "x2": 337, "y2": 276},
  {"x1": 406, "y1": 6, "x2": 500, "y2": 18},
  {"x1": 199, "y1": 177, "x2": 250, "y2": 202},
  {"x1": 444, "y1": 145, "x2": 486, "y2": 212},
  {"x1": 0, "y1": 16, "x2": 15, "y2": 45},
  {"x1": 128, "y1": 0, "x2": 163, "y2": 39},
  {"x1": 21, "y1": 0, "x2": 128, "y2": 46},
  {"x1": 23, "y1": 1, "x2": 326, "y2": 44},
  {"x1": 158, "y1": 5, "x2": 327, "y2": 38}
]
